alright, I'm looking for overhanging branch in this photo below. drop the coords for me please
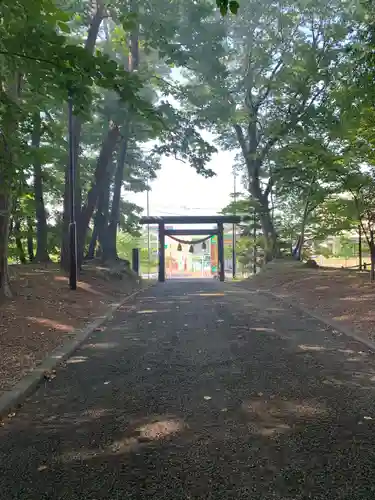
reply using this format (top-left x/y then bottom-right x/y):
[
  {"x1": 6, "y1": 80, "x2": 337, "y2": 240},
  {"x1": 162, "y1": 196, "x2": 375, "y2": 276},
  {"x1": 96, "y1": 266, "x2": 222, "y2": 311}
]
[
  {"x1": 254, "y1": 58, "x2": 284, "y2": 111},
  {"x1": 260, "y1": 84, "x2": 326, "y2": 163},
  {"x1": 233, "y1": 124, "x2": 248, "y2": 156},
  {"x1": 264, "y1": 177, "x2": 273, "y2": 199}
]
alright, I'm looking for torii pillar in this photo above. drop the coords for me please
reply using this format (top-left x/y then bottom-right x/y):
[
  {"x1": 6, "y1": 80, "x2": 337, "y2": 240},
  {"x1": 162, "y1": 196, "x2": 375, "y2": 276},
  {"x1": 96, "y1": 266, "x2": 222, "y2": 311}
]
[
  {"x1": 217, "y1": 221, "x2": 225, "y2": 281},
  {"x1": 158, "y1": 221, "x2": 165, "y2": 282}
]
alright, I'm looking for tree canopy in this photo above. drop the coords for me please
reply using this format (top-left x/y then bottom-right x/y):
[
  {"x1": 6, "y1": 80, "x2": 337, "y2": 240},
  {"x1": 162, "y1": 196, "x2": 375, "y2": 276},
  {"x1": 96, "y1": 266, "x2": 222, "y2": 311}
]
[{"x1": 1, "y1": 0, "x2": 375, "y2": 296}]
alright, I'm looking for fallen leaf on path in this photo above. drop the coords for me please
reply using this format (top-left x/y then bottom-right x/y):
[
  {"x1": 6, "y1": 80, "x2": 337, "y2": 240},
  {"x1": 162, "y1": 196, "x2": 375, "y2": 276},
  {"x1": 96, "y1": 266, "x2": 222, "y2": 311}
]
[
  {"x1": 37, "y1": 465, "x2": 48, "y2": 472},
  {"x1": 7, "y1": 413, "x2": 15, "y2": 418},
  {"x1": 363, "y1": 416, "x2": 373, "y2": 420},
  {"x1": 104, "y1": 381, "x2": 110, "y2": 385},
  {"x1": 43, "y1": 370, "x2": 56, "y2": 381},
  {"x1": 203, "y1": 396, "x2": 212, "y2": 401}
]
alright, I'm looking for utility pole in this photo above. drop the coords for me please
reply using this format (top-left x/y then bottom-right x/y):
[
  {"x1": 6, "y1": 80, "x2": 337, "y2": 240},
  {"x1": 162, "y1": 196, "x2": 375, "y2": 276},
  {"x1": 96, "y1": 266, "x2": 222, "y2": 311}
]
[
  {"x1": 68, "y1": 91, "x2": 77, "y2": 290},
  {"x1": 232, "y1": 168, "x2": 237, "y2": 279}
]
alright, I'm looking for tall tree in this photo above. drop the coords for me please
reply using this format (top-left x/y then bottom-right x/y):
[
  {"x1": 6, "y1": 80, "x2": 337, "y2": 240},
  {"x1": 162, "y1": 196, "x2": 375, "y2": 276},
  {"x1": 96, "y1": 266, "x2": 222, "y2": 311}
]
[
  {"x1": 0, "y1": 0, "x2": 158, "y2": 297},
  {"x1": 158, "y1": 0, "x2": 357, "y2": 261}
]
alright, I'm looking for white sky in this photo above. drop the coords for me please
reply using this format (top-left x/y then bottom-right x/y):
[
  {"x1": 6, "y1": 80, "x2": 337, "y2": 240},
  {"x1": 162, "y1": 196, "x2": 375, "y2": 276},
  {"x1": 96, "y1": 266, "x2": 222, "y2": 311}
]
[
  {"x1": 127, "y1": 68, "x2": 240, "y2": 224},
  {"x1": 129, "y1": 147, "x2": 238, "y2": 223}
]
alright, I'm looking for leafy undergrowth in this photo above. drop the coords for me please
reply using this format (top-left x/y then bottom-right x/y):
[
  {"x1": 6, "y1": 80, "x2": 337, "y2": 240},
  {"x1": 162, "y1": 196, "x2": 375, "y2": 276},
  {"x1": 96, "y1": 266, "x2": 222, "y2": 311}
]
[
  {"x1": 241, "y1": 259, "x2": 375, "y2": 344},
  {"x1": 0, "y1": 262, "x2": 144, "y2": 394}
]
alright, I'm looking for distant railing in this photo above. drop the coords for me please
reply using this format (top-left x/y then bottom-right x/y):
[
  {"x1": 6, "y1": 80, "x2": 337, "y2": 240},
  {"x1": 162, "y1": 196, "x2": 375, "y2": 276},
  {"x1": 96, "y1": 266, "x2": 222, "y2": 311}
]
[
  {"x1": 341, "y1": 262, "x2": 371, "y2": 271},
  {"x1": 317, "y1": 257, "x2": 365, "y2": 269}
]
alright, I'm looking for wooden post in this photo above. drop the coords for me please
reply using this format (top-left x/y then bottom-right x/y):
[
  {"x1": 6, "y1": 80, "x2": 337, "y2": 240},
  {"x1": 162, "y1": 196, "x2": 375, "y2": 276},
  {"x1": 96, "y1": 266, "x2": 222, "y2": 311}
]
[
  {"x1": 132, "y1": 248, "x2": 139, "y2": 275},
  {"x1": 158, "y1": 222, "x2": 165, "y2": 282},
  {"x1": 218, "y1": 222, "x2": 224, "y2": 282}
]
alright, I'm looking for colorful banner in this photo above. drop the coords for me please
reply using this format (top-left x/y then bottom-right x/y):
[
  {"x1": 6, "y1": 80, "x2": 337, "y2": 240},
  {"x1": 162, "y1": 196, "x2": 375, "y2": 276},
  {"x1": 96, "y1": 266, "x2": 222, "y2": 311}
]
[{"x1": 210, "y1": 236, "x2": 218, "y2": 274}]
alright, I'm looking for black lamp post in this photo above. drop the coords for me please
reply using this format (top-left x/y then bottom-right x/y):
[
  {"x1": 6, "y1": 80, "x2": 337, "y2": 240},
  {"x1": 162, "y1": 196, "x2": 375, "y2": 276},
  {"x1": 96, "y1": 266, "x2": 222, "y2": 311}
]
[
  {"x1": 68, "y1": 90, "x2": 77, "y2": 290},
  {"x1": 232, "y1": 168, "x2": 237, "y2": 279}
]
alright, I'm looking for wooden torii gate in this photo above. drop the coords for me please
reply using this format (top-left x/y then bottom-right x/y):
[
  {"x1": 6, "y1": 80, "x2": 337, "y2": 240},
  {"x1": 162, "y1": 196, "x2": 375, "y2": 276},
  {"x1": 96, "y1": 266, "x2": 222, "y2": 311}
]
[{"x1": 140, "y1": 215, "x2": 241, "y2": 282}]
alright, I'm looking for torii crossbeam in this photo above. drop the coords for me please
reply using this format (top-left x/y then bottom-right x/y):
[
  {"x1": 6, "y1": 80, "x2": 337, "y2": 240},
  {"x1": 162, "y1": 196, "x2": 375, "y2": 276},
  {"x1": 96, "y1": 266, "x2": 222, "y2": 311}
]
[{"x1": 140, "y1": 215, "x2": 241, "y2": 282}]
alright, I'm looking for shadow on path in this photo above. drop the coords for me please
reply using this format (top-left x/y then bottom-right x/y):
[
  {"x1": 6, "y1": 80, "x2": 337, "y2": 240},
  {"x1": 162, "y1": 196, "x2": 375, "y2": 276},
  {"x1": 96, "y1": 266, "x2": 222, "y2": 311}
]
[{"x1": 1, "y1": 281, "x2": 375, "y2": 499}]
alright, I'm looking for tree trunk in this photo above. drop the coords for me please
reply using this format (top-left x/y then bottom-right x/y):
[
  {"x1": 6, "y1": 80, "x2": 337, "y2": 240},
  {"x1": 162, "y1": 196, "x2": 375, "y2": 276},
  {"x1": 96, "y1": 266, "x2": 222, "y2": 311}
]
[
  {"x1": 102, "y1": 139, "x2": 128, "y2": 262},
  {"x1": 61, "y1": 3, "x2": 105, "y2": 270},
  {"x1": 77, "y1": 124, "x2": 120, "y2": 265},
  {"x1": 295, "y1": 203, "x2": 310, "y2": 261},
  {"x1": 295, "y1": 179, "x2": 316, "y2": 260},
  {"x1": 86, "y1": 166, "x2": 114, "y2": 261},
  {"x1": 14, "y1": 219, "x2": 26, "y2": 264},
  {"x1": 296, "y1": 226, "x2": 306, "y2": 261},
  {"x1": 0, "y1": 191, "x2": 12, "y2": 299},
  {"x1": 128, "y1": 0, "x2": 140, "y2": 71},
  {"x1": 86, "y1": 222, "x2": 98, "y2": 260},
  {"x1": 32, "y1": 113, "x2": 49, "y2": 263},
  {"x1": 250, "y1": 183, "x2": 278, "y2": 263},
  {"x1": 0, "y1": 71, "x2": 21, "y2": 298},
  {"x1": 359, "y1": 224, "x2": 362, "y2": 271},
  {"x1": 86, "y1": 177, "x2": 112, "y2": 261},
  {"x1": 257, "y1": 207, "x2": 278, "y2": 263},
  {"x1": 27, "y1": 218, "x2": 34, "y2": 262},
  {"x1": 370, "y1": 230, "x2": 375, "y2": 282},
  {"x1": 236, "y1": 133, "x2": 279, "y2": 262},
  {"x1": 102, "y1": 6, "x2": 138, "y2": 263},
  {"x1": 96, "y1": 163, "x2": 113, "y2": 257}
]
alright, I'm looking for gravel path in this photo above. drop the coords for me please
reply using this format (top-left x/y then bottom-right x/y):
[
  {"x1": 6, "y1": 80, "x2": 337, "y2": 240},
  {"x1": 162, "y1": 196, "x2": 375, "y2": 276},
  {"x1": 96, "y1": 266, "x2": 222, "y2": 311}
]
[{"x1": 1, "y1": 279, "x2": 375, "y2": 499}]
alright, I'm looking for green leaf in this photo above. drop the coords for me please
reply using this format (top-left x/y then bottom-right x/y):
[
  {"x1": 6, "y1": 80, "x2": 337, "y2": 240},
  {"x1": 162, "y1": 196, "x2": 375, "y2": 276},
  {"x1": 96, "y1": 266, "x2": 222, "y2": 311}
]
[
  {"x1": 229, "y1": 1, "x2": 239, "y2": 14},
  {"x1": 57, "y1": 21, "x2": 70, "y2": 34},
  {"x1": 121, "y1": 12, "x2": 138, "y2": 31},
  {"x1": 216, "y1": 0, "x2": 228, "y2": 15}
]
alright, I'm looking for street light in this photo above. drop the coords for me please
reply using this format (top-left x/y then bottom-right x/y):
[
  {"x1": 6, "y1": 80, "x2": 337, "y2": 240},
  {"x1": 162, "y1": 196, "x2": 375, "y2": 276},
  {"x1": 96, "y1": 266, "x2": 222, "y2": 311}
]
[
  {"x1": 232, "y1": 167, "x2": 237, "y2": 279},
  {"x1": 68, "y1": 90, "x2": 77, "y2": 290}
]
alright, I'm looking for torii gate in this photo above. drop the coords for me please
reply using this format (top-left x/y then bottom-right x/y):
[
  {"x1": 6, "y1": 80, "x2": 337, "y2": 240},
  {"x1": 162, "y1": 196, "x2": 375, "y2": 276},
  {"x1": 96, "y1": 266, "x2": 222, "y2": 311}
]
[{"x1": 140, "y1": 215, "x2": 241, "y2": 282}]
